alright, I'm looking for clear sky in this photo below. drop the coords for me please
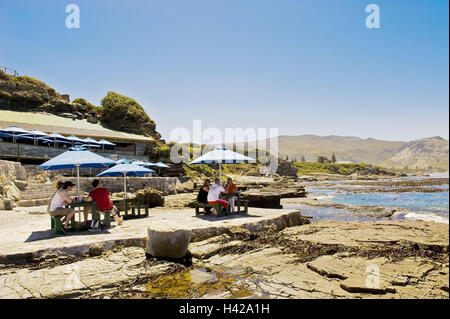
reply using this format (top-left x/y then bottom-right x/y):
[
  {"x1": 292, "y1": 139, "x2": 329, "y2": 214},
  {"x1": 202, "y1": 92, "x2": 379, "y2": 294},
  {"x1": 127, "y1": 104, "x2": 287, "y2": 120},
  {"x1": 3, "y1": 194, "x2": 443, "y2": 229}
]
[{"x1": 0, "y1": 0, "x2": 448, "y2": 142}]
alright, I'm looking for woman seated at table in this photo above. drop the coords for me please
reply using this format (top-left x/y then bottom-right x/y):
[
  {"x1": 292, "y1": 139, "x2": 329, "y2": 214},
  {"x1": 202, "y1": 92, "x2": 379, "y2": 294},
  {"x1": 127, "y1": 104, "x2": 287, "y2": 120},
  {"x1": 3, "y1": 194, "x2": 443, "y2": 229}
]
[
  {"x1": 197, "y1": 179, "x2": 211, "y2": 214},
  {"x1": 47, "y1": 181, "x2": 76, "y2": 234},
  {"x1": 86, "y1": 179, "x2": 124, "y2": 225},
  {"x1": 226, "y1": 177, "x2": 238, "y2": 212}
]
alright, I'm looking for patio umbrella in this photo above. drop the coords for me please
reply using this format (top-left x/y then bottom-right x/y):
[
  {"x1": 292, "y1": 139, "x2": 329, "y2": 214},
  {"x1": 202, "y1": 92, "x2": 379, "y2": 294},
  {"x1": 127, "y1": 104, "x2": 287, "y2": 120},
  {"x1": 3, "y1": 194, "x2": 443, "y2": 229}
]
[
  {"x1": 189, "y1": 146, "x2": 255, "y2": 179},
  {"x1": 66, "y1": 135, "x2": 85, "y2": 146},
  {"x1": 98, "y1": 139, "x2": 116, "y2": 151},
  {"x1": 155, "y1": 161, "x2": 170, "y2": 168},
  {"x1": 14, "y1": 133, "x2": 53, "y2": 145},
  {"x1": 47, "y1": 132, "x2": 70, "y2": 147},
  {"x1": 132, "y1": 160, "x2": 156, "y2": 167},
  {"x1": 39, "y1": 146, "x2": 116, "y2": 198},
  {"x1": 20, "y1": 129, "x2": 48, "y2": 145},
  {"x1": 83, "y1": 137, "x2": 100, "y2": 144},
  {"x1": 116, "y1": 158, "x2": 131, "y2": 164},
  {"x1": 0, "y1": 126, "x2": 29, "y2": 143},
  {"x1": 97, "y1": 163, "x2": 155, "y2": 199},
  {"x1": 81, "y1": 143, "x2": 101, "y2": 148}
]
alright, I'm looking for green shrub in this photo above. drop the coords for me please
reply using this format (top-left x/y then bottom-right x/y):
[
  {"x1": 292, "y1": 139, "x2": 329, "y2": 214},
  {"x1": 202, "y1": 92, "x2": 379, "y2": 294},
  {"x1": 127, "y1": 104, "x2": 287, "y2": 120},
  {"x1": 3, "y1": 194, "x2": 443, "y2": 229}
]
[
  {"x1": 101, "y1": 91, "x2": 150, "y2": 128},
  {"x1": 72, "y1": 97, "x2": 102, "y2": 114}
]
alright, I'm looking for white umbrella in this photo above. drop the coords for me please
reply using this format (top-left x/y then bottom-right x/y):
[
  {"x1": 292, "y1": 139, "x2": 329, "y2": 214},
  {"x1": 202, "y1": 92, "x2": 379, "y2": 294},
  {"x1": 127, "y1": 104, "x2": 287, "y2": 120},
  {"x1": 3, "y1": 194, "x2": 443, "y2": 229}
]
[
  {"x1": 189, "y1": 146, "x2": 255, "y2": 178},
  {"x1": 0, "y1": 126, "x2": 30, "y2": 143},
  {"x1": 18, "y1": 129, "x2": 48, "y2": 145},
  {"x1": 155, "y1": 161, "x2": 170, "y2": 168},
  {"x1": 47, "y1": 132, "x2": 70, "y2": 147},
  {"x1": 98, "y1": 139, "x2": 116, "y2": 151},
  {"x1": 66, "y1": 135, "x2": 85, "y2": 146},
  {"x1": 83, "y1": 137, "x2": 100, "y2": 144},
  {"x1": 97, "y1": 163, "x2": 155, "y2": 200}
]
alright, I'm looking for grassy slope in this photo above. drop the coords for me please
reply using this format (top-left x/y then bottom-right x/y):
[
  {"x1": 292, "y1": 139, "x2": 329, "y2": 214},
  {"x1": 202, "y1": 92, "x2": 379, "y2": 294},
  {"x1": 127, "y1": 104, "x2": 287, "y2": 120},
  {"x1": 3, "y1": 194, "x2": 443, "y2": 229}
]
[{"x1": 277, "y1": 135, "x2": 406, "y2": 164}]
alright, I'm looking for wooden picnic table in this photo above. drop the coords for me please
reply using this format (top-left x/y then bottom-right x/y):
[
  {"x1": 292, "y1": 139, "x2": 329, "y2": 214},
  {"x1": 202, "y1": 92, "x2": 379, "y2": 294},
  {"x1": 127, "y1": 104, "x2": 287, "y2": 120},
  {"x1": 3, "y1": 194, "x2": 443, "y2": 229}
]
[
  {"x1": 51, "y1": 197, "x2": 149, "y2": 234},
  {"x1": 223, "y1": 192, "x2": 248, "y2": 214},
  {"x1": 194, "y1": 192, "x2": 248, "y2": 216},
  {"x1": 69, "y1": 200, "x2": 111, "y2": 227}
]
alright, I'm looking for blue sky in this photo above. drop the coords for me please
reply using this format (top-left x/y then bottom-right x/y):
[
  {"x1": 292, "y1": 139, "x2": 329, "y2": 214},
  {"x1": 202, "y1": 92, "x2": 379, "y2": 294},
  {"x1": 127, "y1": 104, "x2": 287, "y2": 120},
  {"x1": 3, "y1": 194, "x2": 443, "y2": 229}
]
[{"x1": 0, "y1": 0, "x2": 448, "y2": 142}]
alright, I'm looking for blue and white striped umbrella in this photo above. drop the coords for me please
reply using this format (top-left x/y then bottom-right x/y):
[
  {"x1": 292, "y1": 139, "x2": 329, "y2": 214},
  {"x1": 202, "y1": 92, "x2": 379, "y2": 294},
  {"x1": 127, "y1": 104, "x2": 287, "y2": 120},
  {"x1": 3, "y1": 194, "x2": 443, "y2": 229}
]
[
  {"x1": 189, "y1": 146, "x2": 254, "y2": 178},
  {"x1": 39, "y1": 146, "x2": 116, "y2": 197},
  {"x1": 97, "y1": 163, "x2": 155, "y2": 198},
  {"x1": 155, "y1": 161, "x2": 170, "y2": 168},
  {"x1": 47, "y1": 132, "x2": 71, "y2": 147},
  {"x1": 66, "y1": 135, "x2": 85, "y2": 146},
  {"x1": 132, "y1": 160, "x2": 156, "y2": 167},
  {"x1": 0, "y1": 126, "x2": 30, "y2": 143},
  {"x1": 116, "y1": 158, "x2": 132, "y2": 165},
  {"x1": 98, "y1": 139, "x2": 116, "y2": 146}
]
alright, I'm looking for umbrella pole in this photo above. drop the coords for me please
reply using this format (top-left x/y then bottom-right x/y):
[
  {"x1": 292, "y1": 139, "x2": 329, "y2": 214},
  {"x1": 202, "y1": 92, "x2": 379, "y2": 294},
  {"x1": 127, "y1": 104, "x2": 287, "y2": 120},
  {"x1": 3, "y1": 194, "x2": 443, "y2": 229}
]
[
  {"x1": 124, "y1": 173, "x2": 127, "y2": 199},
  {"x1": 123, "y1": 172, "x2": 128, "y2": 215},
  {"x1": 76, "y1": 164, "x2": 81, "y2": 222}
]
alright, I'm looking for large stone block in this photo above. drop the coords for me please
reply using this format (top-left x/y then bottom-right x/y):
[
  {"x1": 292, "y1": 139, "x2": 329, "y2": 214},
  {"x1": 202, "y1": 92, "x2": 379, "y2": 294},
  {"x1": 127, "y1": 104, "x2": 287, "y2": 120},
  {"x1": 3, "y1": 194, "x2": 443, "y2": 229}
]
[
  {"x1": 145, "y1": 225, "x2": 191, "y2": 259},
  {"x1": 2, "y1": 198, "x2": 13, "y2": 210}
]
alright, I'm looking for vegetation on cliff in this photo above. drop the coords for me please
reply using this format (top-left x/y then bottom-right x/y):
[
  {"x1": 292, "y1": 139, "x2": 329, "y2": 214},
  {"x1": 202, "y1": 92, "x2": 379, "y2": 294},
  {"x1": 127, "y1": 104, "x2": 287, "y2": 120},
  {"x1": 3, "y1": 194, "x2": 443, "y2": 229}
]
[
  {"x1": 294, "y1": 161, "x2": 395, "y2": 176},
  {"x1": 0, "y1": 70, "x2": 162, "y2": 140},
  {"x1": 100, "y1": 91, "x2": 158, "y2": 137}
]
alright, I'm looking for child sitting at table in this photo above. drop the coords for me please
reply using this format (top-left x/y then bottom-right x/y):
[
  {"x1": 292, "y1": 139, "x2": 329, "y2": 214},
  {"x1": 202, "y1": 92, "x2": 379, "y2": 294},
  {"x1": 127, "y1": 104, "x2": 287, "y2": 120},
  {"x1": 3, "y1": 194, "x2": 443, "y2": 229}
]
[
  {"x1": 86, "y1": 179, "x2": 124, "y2": 225},
  {"x1": 225, "y1": 177, "x2": 238, "y2": 212}
]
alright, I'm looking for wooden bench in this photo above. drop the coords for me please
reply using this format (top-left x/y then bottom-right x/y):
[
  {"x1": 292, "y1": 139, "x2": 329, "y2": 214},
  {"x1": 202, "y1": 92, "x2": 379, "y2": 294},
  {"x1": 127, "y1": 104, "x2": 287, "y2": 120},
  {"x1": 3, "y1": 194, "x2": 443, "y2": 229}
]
[
  {"x1": 50, "y1": 215, "x2": 76, "y2": 234},
  {"x1": 195, "y1": 198, "x2": 249, "y2": 216},
  {"x1": 114, "y1": 199, "x2": 149, "y2": 220},
  {"x1": 51, "y1": 201, "x2": 112, "y2": 234},
  {"x1": 235, "y1": 199, "x2": 249, "y2": 215},
  {"x1": 195, "y1": 202, "x2": 227, "y2": 216},
  {"x1": 224, "y1": 193, "x2": 249, "y2": 215}
]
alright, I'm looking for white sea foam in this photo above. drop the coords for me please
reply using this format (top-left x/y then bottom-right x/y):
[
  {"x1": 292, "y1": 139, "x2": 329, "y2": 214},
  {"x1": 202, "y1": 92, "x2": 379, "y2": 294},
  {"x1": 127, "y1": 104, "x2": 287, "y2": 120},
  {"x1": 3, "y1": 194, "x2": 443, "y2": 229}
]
[
  {"x1": 314, "y1": 195, "x2": 334, "y2": 202},
  {"x1": 403, "y1": 212, "x2": 449, "y2": 224}
]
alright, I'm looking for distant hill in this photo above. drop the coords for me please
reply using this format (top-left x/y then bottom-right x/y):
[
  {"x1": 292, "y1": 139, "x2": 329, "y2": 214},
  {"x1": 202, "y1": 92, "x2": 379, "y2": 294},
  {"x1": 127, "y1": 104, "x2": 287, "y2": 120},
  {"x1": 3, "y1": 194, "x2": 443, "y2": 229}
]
[
  {"x1": 383, "y1": 136, "x2": 449, "y2": 170},
  {"x1": 231, "y1": 135, "x2": 449, "y2": 170}
]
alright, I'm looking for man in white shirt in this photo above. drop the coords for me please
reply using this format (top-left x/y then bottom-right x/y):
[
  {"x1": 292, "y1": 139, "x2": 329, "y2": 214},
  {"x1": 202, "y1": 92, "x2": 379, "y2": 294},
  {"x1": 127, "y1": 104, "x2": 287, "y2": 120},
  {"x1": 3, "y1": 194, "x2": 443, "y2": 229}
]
[{"x1": 207, "y1": 178, "x2": 229, "y2": 209}]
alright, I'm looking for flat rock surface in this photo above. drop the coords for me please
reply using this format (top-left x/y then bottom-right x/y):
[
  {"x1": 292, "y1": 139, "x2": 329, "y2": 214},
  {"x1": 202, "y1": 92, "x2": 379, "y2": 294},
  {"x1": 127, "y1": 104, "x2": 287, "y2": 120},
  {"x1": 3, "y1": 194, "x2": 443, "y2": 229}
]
[
  {"x1": 0, "y1": 219, "x2": 448, "y2": 299},
  {"x1": 190, "y1": 220, "x2": 449, "y2": 299},
  {"x1": 0, "y1": 207, "x2": 303, "y2": 262},
  {"x1": 0, "y1": 247, "x2": 175, "y2": 298},
  {"x1": 281, "y1": 220, "x2": 449, "y2": 249}
]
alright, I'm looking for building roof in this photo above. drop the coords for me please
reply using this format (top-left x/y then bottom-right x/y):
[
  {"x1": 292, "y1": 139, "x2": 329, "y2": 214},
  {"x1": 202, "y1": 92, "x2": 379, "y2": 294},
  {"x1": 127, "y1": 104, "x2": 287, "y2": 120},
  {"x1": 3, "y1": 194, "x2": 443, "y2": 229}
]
[{"x1": 0, "y1": 110, "x2": 154, "y2": 143}]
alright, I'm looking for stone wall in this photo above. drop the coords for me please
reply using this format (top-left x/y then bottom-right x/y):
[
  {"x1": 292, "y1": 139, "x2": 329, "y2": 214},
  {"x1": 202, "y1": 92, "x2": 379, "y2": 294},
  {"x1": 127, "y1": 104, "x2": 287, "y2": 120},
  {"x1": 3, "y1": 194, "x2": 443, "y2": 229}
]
[
  {"x1": 63, "y1": 176, "x2": 180, "y2": 195},
  {"x1": 0, "y1": 159, "x2": 28, "y2": 209}
]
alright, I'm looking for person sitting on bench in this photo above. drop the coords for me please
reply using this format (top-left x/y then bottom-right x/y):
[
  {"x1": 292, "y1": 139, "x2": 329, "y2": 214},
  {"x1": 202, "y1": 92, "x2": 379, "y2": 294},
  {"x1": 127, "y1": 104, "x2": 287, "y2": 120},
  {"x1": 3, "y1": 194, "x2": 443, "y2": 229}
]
[
  {"x1": 48, "y1": 181, "x2": 76, "y2": 234},
  {"x1": 86, "y1": 179, "x2": 124, "y2": 225},
  {"x1": 197, "y1": 178, "x2": 211, "y2": 214},
  {"x1": 226, "y1": 177, "x2": 238, "y2": 212},
  {"x1": 207, "y1": 178, "x2": 229, "y2": 210}
]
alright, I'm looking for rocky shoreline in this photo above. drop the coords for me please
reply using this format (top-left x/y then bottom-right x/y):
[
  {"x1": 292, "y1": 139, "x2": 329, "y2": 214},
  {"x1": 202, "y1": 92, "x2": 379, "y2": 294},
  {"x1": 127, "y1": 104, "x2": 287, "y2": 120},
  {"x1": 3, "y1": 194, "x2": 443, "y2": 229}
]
[
  {"x1": 1, "y1": 220, "x2": 447, "y2": 299},
  {"x1": 1, "y1": 165, "x2": 448, "y2": 299}
]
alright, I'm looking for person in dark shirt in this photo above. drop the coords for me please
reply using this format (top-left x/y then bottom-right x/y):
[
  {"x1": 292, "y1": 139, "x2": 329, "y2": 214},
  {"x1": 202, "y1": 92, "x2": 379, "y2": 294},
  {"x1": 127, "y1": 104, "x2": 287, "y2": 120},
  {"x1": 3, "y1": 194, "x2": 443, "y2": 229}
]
[
  {"x1": 87, "y1": 179, "x2": 123, "y2": 225},
  {"x1": 197, "y1": 179, "x2": 211, "y2": 214}
]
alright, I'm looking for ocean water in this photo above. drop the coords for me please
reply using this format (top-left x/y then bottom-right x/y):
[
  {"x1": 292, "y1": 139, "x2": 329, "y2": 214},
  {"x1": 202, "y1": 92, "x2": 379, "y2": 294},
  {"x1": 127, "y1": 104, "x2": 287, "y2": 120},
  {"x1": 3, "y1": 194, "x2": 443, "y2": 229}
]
[{"x1": 290, "y1": 175, "x2": 449, "y2": 224}]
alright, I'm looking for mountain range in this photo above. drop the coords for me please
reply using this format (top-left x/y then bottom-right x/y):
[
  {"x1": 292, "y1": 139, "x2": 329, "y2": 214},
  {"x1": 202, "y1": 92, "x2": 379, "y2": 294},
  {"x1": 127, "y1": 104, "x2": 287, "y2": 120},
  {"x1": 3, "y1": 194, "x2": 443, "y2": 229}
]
[{"x1": 232, "y1": 135, "x2": 449, "y2": 170}]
